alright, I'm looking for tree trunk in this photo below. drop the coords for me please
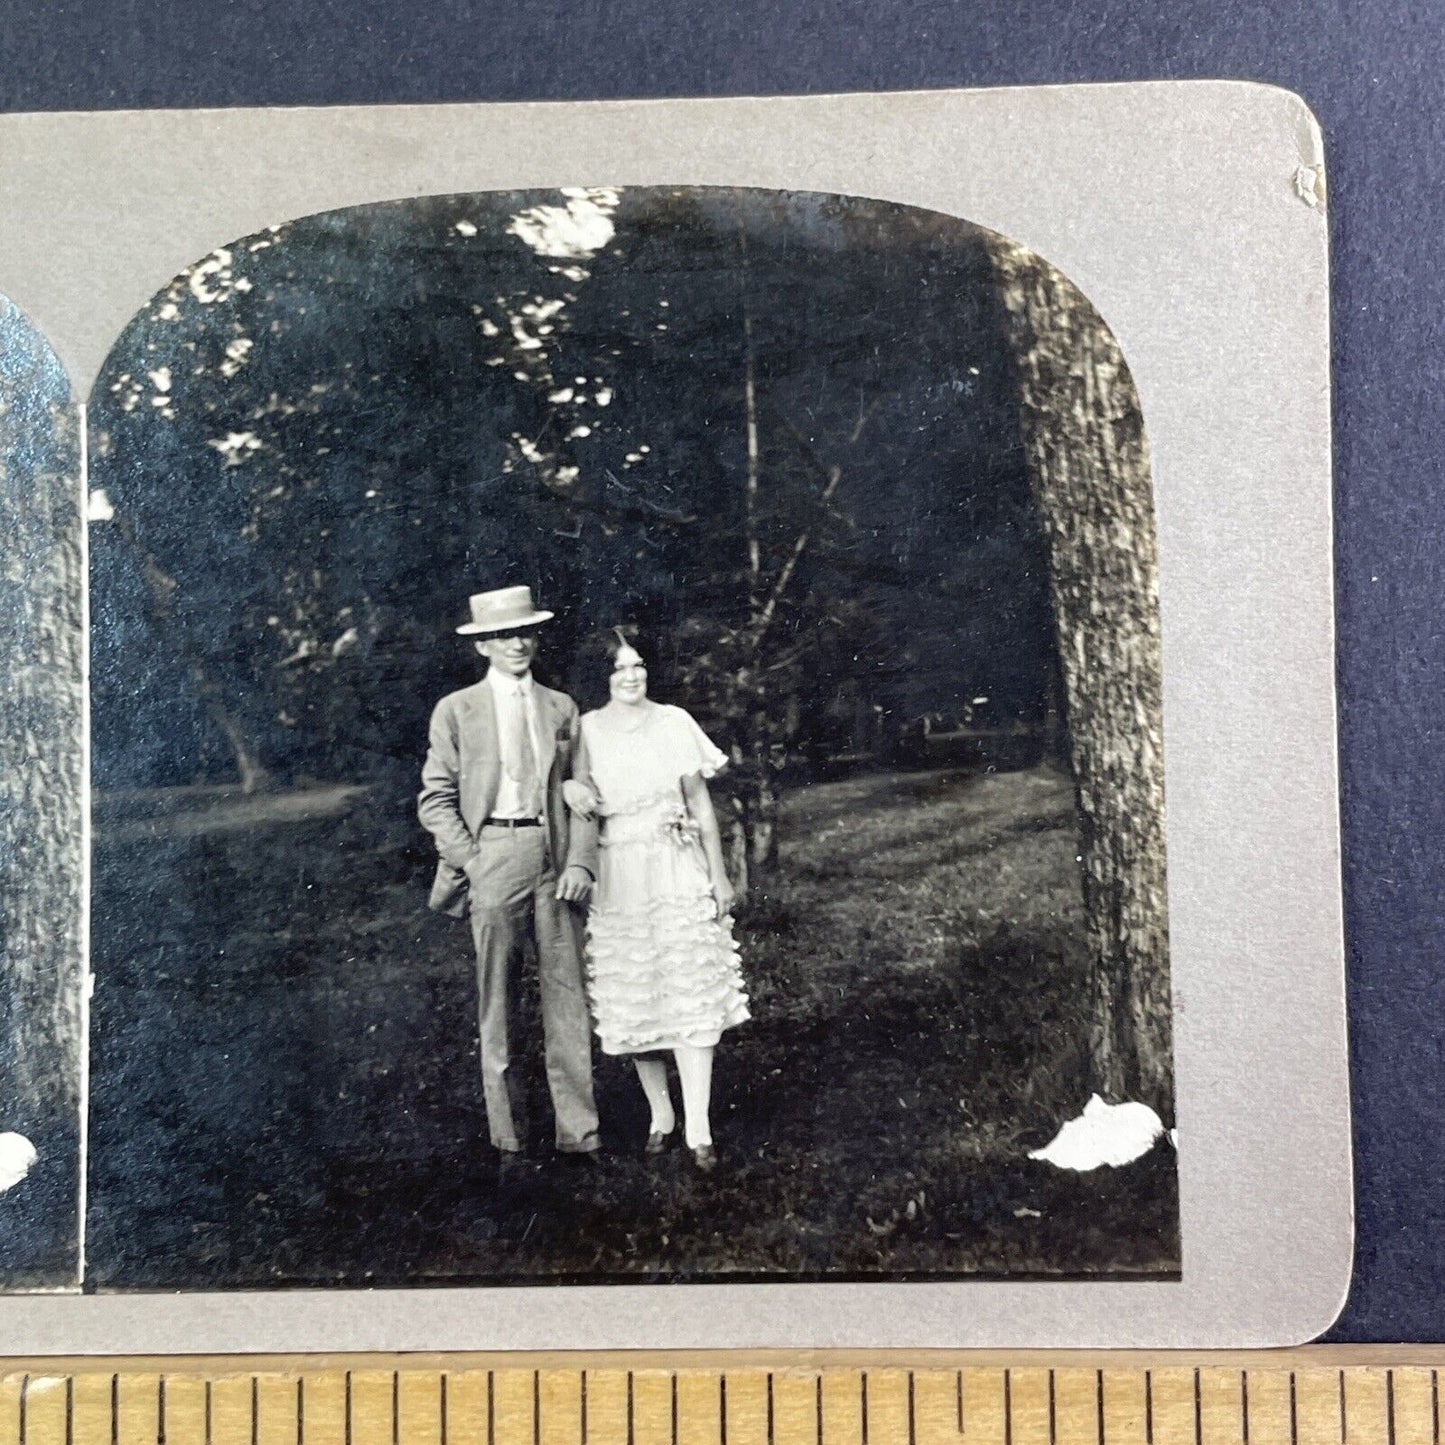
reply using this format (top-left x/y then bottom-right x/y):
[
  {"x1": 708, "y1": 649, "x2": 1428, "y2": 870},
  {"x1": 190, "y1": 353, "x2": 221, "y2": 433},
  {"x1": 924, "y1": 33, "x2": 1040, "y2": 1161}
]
[
  {"x1": 112, "y1": 512, "x2": 272, "y2": 793},
  {"x1": 749, "y1": 768, "x2": 780, "y2": 875},
  {"x1": 184, "y1": 655, "x2": 272, "y2": 794},
  {"x1": 738, "y1": 224, "x2": 762, "y2": 614},
  {"x1": 1041, "y1": 648, "x2": 1070, "y2": 769},
  {"x1": 984, "y1": 235, "x2": 1174, "y2": 1119},
  {"x1": 723, "y1": 773, "x2": 751, "y2": 898},
  {"x1": 0, "y1": 299, "x2": 84, "y2": 1284}
]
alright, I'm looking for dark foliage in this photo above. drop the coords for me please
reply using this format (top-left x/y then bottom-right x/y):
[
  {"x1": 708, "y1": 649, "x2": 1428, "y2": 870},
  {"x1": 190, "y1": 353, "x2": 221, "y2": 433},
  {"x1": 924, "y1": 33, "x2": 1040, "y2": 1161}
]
[{"x1": 87, "y1": 188, "x2": 1054, "y2": 795}]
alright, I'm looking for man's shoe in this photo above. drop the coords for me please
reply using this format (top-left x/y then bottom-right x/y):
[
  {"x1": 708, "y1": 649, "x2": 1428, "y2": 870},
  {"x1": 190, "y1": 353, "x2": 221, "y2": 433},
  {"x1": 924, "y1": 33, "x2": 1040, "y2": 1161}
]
[
  {"x1": 691, "y1": 1144, "x2": 718, "y2": 1174},
  {"x1": 645, "y1": 1129, "x2": 675, "y2": 1156}
]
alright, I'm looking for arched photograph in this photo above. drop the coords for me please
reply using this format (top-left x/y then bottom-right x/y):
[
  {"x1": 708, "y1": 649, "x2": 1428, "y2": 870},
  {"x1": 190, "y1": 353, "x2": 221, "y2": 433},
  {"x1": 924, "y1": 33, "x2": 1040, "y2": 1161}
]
[{"x1": 83, "y1": 185, "x2": 1176, "y2": 1288}]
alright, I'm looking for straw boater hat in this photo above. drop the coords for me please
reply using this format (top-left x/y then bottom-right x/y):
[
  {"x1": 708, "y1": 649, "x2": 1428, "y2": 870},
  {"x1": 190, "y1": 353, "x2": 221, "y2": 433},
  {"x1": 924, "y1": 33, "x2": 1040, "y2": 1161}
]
[{"x1": 455, "y1": 585, "x2": 555, "y2": 636}]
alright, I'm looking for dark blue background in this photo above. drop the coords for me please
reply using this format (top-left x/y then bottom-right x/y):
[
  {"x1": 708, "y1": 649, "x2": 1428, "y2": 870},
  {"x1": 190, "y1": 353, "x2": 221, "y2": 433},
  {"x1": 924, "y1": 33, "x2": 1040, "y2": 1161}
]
[{"x1": 1, "y1": 0, "x2": 1437, "y2": 1340}]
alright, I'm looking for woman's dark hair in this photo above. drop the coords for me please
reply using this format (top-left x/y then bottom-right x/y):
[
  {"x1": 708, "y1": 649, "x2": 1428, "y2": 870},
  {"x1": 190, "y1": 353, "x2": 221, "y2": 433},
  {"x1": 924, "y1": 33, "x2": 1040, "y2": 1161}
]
[{"x1": 574, "y1": 624, "x2": 647, "y2": 709}]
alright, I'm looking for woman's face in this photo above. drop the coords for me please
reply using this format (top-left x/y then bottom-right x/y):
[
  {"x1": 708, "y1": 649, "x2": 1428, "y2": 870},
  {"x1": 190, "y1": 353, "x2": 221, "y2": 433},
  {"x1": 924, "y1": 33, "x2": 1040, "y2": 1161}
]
[{"x1": 609, "y1": 643, "x2": 649, "y2": 705}]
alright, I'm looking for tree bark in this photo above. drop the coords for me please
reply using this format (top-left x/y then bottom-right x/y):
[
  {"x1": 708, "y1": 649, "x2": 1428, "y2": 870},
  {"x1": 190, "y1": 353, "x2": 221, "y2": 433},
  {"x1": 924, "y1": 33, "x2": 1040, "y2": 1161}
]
[
  {"x1": 984, "y1": 235, "x2": 1174, "y2": 1119},
  {"x1": 0, "y1": 298, "x2": 84, "y2": 1284},
  {"x1": 1041, "y1": 648, "x2": 1070, "y2": 769}
]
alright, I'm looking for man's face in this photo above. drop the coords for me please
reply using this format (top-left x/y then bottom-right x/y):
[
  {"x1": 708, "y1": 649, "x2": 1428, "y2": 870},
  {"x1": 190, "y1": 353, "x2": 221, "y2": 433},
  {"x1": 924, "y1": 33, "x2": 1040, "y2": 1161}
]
[{"x1": 476, "y1": 627, "x2": 539, "y2": 678}]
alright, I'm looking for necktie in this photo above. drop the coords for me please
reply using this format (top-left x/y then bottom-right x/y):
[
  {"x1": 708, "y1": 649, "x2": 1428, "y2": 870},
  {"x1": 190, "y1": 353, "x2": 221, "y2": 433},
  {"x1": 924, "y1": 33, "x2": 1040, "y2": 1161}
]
[{"x1": 507, "y1": 684, "x2": 541, "y2": 817}]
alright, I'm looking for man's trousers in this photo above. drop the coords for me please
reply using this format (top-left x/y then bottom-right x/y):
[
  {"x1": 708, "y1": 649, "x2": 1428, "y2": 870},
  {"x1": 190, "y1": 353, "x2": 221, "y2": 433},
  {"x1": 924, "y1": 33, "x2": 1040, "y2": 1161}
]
[{"x1": 466, "y1": 824, "x2": 600, "y2": 1153}]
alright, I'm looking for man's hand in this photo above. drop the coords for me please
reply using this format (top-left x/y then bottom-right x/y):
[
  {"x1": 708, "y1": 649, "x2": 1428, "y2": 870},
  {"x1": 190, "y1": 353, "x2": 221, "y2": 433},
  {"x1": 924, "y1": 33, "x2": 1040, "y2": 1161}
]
[{"x1": 556, "y1": 865, "x2": 594, "y2": 904}]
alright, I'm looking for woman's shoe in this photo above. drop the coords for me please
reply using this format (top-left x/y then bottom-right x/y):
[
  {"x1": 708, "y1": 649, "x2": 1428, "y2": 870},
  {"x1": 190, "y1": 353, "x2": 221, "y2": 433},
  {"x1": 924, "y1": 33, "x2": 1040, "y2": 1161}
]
[
  {"x1": 691, "y1": 1144, "x2": 718, "y2": 1173},
  {"x1": 645, "y1": 1129, "x2": 674, "y2": 1155}
]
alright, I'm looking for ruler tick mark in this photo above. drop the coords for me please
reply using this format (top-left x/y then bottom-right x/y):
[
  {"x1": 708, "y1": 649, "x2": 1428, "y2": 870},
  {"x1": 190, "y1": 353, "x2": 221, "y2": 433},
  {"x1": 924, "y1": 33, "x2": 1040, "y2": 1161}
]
[{"x1": 36, "y1": 1363, "x2": 1445, "y2": 1445}]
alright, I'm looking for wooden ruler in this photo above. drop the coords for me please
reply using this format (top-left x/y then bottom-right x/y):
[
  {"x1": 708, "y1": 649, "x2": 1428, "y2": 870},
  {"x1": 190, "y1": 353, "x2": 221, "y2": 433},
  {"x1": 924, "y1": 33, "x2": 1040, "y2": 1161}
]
[{"x1": 2, "y1": 1352, "x2": 1441, "y2": 1445}]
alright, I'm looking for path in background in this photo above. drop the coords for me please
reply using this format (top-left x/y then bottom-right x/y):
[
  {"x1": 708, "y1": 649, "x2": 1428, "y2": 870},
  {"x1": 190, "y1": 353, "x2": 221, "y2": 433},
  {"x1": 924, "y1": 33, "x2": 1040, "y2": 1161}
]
[{"x1": 85, "y1": 764, "x2": 1177, "y2": 1287}]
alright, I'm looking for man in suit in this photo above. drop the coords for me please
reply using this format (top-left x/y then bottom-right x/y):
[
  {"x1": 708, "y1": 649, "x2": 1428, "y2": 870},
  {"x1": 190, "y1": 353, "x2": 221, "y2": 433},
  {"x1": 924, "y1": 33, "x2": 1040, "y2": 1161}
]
[{"x1": 418, "y1": 585, "x2": 601, "y2": 1163}]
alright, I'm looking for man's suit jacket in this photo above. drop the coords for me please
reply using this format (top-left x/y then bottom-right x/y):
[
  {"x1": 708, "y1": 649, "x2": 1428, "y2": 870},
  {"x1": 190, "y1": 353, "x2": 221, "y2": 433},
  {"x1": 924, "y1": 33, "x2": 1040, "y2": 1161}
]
[{"x1": 417, "y1": 677, "x2": 599, "y2": 918}]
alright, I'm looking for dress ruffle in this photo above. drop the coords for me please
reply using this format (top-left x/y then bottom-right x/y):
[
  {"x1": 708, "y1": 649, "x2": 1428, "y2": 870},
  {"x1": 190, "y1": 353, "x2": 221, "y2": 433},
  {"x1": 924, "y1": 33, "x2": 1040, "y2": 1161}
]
[
  {"x1": 578, "y1": 704, "x2": 749, "y2": 1055},
  {"x1": 584, "y1": 839, "x2": 750, "y2": 1055}
]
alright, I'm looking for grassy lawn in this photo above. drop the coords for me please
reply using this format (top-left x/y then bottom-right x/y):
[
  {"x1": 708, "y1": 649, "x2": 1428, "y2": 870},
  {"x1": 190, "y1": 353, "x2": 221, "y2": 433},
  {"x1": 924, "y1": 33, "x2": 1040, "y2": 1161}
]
[{"x1": 87, "y1": 763, "x2": 1177, "y2": 1288}]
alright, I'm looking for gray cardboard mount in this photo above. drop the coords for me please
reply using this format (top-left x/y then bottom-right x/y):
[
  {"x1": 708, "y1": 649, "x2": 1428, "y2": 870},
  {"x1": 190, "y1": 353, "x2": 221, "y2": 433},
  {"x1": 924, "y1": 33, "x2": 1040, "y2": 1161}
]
[{"x1": 0, "y1": 83, "x2": 1347, "y2": 1350}]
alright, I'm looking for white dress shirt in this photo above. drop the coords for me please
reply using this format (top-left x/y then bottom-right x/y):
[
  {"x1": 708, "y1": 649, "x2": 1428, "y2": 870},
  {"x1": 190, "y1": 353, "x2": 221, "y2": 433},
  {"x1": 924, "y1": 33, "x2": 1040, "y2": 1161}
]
[{"x1": 486, "y1": 670, "x2": 544, "y2": 819}]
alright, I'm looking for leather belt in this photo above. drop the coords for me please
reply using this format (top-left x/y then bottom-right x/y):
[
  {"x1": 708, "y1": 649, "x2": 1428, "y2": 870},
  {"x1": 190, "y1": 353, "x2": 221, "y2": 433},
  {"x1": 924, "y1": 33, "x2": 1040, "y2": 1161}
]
[{"x1": 483, "y1": 817, "x2": 543, "y2": 828}]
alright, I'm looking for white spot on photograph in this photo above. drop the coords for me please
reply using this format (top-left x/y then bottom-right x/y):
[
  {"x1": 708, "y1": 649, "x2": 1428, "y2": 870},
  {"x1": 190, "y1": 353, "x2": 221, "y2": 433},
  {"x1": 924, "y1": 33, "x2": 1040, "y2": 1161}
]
[
  {"x1": 0, "y1": 1133, "x2": 38, "y2": 1193},
  {"x1": 1028, "y1": 1095, "x2": 1165, "y2": 1171}
]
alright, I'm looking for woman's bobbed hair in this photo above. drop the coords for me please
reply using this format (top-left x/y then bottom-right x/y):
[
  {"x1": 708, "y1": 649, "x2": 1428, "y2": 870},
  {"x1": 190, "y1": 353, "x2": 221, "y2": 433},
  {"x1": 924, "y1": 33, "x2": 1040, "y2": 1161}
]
[{"x1": 574, "y1": 624, "x2": 647, "y2": 709}]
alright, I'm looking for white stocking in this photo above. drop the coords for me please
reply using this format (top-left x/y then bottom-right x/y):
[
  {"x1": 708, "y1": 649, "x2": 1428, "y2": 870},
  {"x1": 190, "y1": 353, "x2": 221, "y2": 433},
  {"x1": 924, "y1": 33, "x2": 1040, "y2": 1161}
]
[
  {"x1": 672, "y1": 1044, "x2": 716, "y2": 1149},
  {"x1": 634, "y1": 1056, "x2": 676, "y2": 1136}
]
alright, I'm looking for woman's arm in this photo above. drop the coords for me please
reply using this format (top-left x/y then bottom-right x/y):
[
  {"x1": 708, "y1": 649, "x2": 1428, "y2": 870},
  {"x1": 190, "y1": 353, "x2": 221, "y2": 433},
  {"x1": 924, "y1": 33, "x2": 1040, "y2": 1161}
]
[
  {"x1": 562, "y1": 778, "x2": 600, "y2": 817},
  {"x1": 682, "y1": 771, "x2": 735, "y2": 918},
  {"x1": 562, "y1": 716, "x2": 601, "y2": 820},
  {"x1": 558, "y1": 710, "x2": 599, "y2": 899}
]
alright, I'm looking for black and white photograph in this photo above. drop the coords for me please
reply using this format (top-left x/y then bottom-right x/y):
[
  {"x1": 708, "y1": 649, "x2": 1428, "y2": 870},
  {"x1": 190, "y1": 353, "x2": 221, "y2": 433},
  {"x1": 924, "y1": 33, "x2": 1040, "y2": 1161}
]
[
  {"x1": 0, "y1": 295, "x2": 84, "y2": 1292},
  {"x1": 0, "y1": 70, "x2": 1361, "y2": 1354},
  {"x1": 66, "y1": 183, "x2": 1177, "y2": 1289}
]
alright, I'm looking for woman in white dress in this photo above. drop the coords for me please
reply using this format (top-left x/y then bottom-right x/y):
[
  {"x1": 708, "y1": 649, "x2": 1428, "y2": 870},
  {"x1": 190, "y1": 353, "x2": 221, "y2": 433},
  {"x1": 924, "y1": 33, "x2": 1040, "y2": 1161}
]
[{"x1": 566, "y1": 628, "x2": 750, "y2": 1172}]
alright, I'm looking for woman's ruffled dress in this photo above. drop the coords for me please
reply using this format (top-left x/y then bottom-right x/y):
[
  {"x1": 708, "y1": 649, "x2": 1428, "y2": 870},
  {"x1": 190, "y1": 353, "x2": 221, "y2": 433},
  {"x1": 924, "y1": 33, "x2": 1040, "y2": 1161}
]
[{"x1": 579, "y1": 704, "x2": 751, "y2": 1055}]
